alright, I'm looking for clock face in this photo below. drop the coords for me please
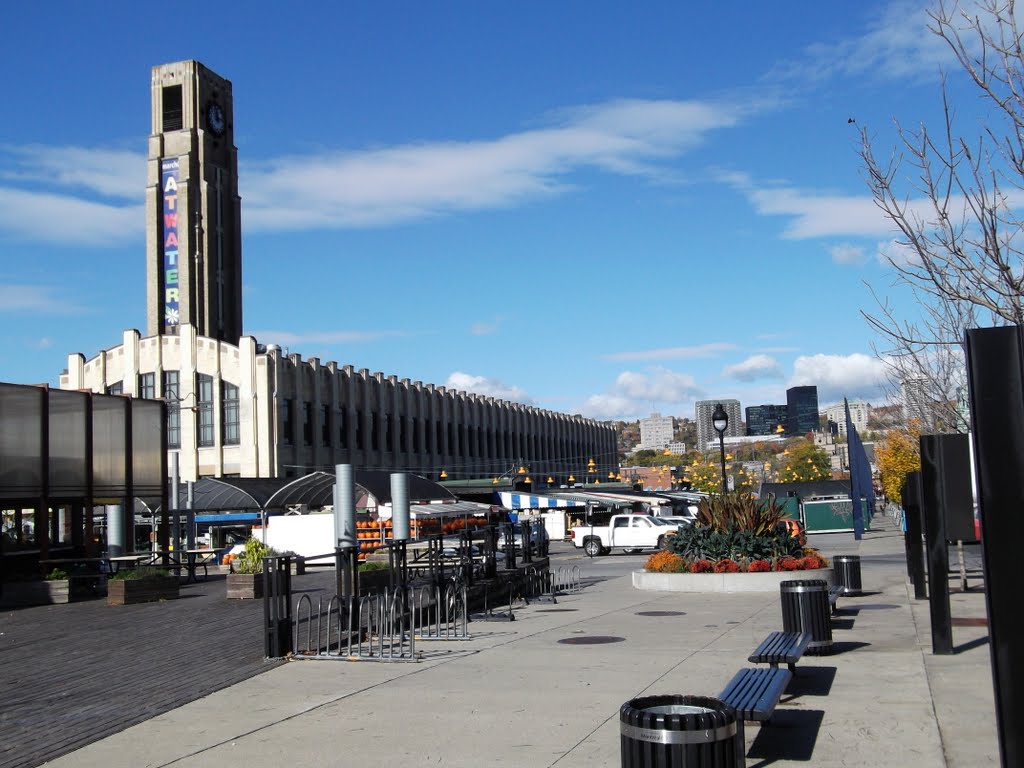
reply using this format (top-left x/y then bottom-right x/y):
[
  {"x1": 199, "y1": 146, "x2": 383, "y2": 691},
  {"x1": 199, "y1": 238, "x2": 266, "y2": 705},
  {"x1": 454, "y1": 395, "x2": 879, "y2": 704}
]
[{"x1": 206, "y1": 102, "x2": 225, "y2": 136}]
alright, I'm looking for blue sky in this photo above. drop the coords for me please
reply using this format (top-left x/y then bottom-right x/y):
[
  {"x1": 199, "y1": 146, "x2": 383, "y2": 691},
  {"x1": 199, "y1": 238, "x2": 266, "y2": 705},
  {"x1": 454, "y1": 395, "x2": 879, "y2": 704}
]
[{"x1": 0, "y1": 1, "x2": 981, "y2": 421}]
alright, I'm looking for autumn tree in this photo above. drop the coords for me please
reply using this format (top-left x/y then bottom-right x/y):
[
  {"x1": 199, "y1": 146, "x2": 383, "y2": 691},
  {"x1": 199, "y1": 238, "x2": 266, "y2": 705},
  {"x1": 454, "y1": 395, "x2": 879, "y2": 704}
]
[
  {"x1": 875, "y1": 420, "x2": 922, "y2": 505},
  {"x1": 777, "y1": 441, "x2": 832, "y2": 483},
  {"x1": 859, "y1": 0, "x2": 1024, "y2": 433}
]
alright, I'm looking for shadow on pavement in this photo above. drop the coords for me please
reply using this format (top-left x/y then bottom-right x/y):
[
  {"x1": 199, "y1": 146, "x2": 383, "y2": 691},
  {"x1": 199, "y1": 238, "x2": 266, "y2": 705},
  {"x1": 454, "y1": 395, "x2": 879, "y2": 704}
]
[
  {"x1": 829, "y1": 640, "x2": 871, "y2": 654},
  {"x1": 785, "y1": 666, "x2": 837, "y2": 698},
  {"x1": 746, "y1": 708, "x2": 825, "y2": 765},
  {"x1": 830, "y1": 617, "x2": 856, "y2": 631},
  {"x1": 955, "y1": 635, "x2": 990, "y2": 654}
]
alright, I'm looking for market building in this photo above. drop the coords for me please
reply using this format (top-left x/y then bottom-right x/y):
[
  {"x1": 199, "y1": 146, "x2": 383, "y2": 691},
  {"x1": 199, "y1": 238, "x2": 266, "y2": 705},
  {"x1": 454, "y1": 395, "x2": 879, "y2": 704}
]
[{"x1": 59, "y1": 60, "x2": 616, "y2": 484}]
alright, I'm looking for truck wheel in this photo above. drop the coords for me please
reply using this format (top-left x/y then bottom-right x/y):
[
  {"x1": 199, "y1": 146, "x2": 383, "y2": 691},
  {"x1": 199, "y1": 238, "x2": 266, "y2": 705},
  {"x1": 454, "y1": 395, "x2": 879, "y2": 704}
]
[
  {"x1": 657, "y1": 535, "x2": 667, "y2": 550},
  {"x1": 583, "y1": 538, "x2": 603, "y2": 557}
]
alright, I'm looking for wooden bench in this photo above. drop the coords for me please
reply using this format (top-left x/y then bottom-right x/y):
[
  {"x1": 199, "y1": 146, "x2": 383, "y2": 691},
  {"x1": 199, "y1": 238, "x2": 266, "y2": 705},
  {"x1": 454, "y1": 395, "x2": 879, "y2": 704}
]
[
  {"x1": 719, "y1": 667, "x2": 793, "y2": 722},
  {"x1": 828, "y1": 585, "x2": 843, "y2": 614},
  {"x1": 748, "y1": 631, "x2": 810, "y2": 674}
]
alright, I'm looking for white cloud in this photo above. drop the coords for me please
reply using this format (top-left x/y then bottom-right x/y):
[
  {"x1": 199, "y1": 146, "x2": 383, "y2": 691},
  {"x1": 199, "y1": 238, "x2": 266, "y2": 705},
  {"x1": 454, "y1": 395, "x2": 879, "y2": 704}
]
[
  {"x1": 0, "y1": 284, "x2": 87, "y2": 314},
  {"x1": 830, "y1": 243, "x2": 868, "y2": 265},
  {"x1": 577, "y1": 367, "x2": 703, "y2": 420},
  {"x1": 614, "y1": 368, "x2": 701, "y2": 402},
  {"x1": 876, "y1": 238, "x2": 919, "y2": 267},
  {"x1": 769, "y1": 0, "x2": 956, "y2": 84},
  {"x1": 445, "y1": 372, "x2": 534, "y2": 404},
  {"x1": 582, "y1": 393, "x2": 639, "y2": 420},
  {"x1": 723, "y1": 355, "x2": 784, "y2": 382},
  {"x1": 470, "y1": 317, "x2": 503, "y2": 336},
  {"x1": 789, "y1": 352, "x2": 889, "y2": 403},
  {"x1": 241, "y1": 98, "x2": 750, "y2": 231},
  {"x1": 603, "y1": 342, "x2": 736, "y2": 362},
  {"x1": 0, "y1": 144, "x2": 144, "y2": 200},
  {"x1": 0, "y1": 188, "x2": 142, "y2": 246}
]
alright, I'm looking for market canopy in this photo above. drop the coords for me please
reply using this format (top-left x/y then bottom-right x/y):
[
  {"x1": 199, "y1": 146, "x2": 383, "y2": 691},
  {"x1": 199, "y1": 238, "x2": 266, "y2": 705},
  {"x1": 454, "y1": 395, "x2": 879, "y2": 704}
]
[{"x1": 168, "y1": 470, "x2": 455, "y2": 513}]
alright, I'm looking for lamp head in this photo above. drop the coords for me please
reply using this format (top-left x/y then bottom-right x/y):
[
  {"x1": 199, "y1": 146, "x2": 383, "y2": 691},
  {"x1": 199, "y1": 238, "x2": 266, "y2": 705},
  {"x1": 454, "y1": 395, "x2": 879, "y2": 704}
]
[{"x1": 712, "y1": 403, "x2": 729, "y2": 434}]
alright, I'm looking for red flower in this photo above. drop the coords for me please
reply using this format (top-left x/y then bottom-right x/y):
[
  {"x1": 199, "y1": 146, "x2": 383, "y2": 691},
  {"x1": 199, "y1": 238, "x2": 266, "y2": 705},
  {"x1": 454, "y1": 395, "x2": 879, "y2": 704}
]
[
  {"x1": 801, "y1": 555, "x2": 824, "y2": 570},
  {"x1": 777, "y1": 556, "x2": 803, "y2": 571},
  {"x1": 690, "y1": 559, "x2": 714, "y2": 573},
  {"x1": 713, "y1": 559, "x2": 741, "y2": 573},
  {"x1": 747, "y1": 559, "x2": 771, "y2": 572}
]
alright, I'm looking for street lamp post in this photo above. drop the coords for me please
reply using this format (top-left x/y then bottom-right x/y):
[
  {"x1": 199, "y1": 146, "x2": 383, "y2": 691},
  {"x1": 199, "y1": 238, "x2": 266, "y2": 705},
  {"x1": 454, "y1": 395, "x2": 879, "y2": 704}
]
[{"x1": 712, "y1": 403, "x2": 729, "y2": 495}]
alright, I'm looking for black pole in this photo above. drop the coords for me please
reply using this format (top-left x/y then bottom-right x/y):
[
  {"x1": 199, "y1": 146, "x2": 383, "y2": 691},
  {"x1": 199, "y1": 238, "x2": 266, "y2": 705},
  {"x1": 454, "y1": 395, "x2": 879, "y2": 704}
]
[
  {"x1": 718, "y1": 432, "x2": 727, "y2": 495},
  {"x1": 901, "y1": 471, "x2": 927, "y2": 600},
  {"x1": 919, "y1": 435, "x2": 954, "y2": 655},
  {"x1": 966, "y1": 325, "x2": 1024, "y2": 768}
]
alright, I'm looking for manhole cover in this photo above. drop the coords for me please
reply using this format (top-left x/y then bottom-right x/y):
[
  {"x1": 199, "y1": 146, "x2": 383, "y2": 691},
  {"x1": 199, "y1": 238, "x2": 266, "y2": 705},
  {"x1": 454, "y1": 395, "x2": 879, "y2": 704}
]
[
  {"x1": 952, "y1": 617, "x2": 987, "y2": 627},
  {"x1": 558, "y1": 636, "x2": 626, "y2": 645},
  {"x1": 635, "y1": 611, "x2": 686, "y2": 617},
  {"x1": 537, "y1": 608, "x2": 578, "y2": 613}
]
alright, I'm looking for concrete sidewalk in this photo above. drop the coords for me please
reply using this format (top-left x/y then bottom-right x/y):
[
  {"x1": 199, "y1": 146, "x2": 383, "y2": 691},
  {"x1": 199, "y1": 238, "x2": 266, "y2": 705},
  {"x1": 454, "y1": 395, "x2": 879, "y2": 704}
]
[{"x1": 41, "y1": 519, "x2": 999, "y2": 768}]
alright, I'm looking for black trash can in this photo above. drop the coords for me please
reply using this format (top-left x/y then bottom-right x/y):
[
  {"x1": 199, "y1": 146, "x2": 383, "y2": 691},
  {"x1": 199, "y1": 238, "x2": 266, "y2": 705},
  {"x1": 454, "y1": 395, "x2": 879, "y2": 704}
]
[
  {"x1": 780, "y1": 579, "x2": 832, "y2": 656},
  {"x1": 620, "y1": 694, "x2": 745, "y2": 767},
  {"x1": 833, "y1": 555, "x2": 862, "y2": 596}
]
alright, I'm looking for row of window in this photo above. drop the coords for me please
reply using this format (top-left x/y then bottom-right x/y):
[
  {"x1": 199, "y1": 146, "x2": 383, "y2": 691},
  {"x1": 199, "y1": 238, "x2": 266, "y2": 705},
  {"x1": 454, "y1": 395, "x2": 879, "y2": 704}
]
[
  {"x1": 278, "y1": 398, "x2": 582, "y2": 459},
  {"x1": 106, "y1": 373, "x2": 239, "y2": 449}
]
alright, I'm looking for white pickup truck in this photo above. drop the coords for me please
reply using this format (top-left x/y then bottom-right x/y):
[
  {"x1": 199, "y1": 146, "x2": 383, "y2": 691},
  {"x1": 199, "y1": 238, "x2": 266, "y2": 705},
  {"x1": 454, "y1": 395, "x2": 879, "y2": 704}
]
[{"x1": 571, "y1": 514, "x2": 677, "y2": 557}]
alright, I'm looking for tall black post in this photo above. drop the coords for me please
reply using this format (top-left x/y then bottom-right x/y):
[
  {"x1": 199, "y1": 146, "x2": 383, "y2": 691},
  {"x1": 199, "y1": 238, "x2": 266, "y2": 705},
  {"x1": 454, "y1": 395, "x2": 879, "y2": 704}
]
[
  {"x1": 717, "y1": 432, "x2": 727, "y2": 494},
  {"x1": 901, "y1": 471, "x2": 927, "y2": 600},
  {"x1": 918, "y1": 435, "x2": 954, "y2": 655},
  {"x1": 966, "y1": 325, "x2": 1024, "y2": 768}
]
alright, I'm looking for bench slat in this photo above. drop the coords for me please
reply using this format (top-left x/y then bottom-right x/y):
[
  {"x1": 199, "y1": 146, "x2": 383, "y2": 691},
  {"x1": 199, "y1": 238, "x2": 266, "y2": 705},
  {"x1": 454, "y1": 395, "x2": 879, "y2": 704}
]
[{"x1": 719, "y1": 667, "x2": 792, "y2": 721}]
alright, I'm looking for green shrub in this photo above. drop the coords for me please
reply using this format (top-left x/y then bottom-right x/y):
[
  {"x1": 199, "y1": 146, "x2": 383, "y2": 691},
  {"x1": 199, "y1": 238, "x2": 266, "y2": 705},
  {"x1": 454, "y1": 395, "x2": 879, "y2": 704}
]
[
  {"x1": 669, "y1": 524, "x2": 804, "y2": 562},
  {"x1": 233, "y1": 539, "x2": 278, "y2": 574},
  {"x1": 45, "y1": 568, "x2": 69, "y2": 581},
  {"x1": 358, "y1": 560, "x2": 389, "y2": 572},
  {"x1": 108, "y1": 568, "x2": 172, "y2": 581}
]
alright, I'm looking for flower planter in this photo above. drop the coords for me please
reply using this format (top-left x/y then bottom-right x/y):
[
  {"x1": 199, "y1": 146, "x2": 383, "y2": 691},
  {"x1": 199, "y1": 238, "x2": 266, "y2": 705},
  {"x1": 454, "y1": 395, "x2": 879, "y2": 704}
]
[
  {"x1": 633, "y1": 567, "x2": 834, "y2": 593},
  {"x1": 226, "y1": 572, "x2": 264, "y2": 599},
  {"x1": 106, "y1": 576, "x2": 180, "y2": 605}
]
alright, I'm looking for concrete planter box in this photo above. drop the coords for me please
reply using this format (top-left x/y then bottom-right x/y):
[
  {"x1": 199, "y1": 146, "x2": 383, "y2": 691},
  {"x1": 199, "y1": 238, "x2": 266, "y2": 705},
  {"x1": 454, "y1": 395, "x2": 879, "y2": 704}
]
[
  {"x1": 106, "y1": 576, "x2": 180, "y2": 605},
  {"x1": 633, "y1": 567, "x2": 834, "y2": 593},
  {"x1": 226, "y1": 572, "x2": 264, "y2": 599}
]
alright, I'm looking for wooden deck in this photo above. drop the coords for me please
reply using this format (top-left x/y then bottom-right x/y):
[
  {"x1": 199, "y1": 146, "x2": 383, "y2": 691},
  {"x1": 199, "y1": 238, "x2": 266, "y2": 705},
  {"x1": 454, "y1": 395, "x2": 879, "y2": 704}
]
[{"x1": 0, "y1": 569, "x2": 339, "y2": 768}]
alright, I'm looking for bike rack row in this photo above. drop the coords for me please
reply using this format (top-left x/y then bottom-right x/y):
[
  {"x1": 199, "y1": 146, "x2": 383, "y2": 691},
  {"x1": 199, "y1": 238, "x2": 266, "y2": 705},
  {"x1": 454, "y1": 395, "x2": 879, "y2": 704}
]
[{"x1": 293, "y1": 579, "x2": 472, "y2": 661}]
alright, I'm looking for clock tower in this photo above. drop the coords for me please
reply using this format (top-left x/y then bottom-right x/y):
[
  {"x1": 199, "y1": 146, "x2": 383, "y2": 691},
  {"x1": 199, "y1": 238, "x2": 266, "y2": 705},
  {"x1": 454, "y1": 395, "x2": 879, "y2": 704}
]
[{"x1": 146, "y1": 61, "x2": 242, "y2": 344}]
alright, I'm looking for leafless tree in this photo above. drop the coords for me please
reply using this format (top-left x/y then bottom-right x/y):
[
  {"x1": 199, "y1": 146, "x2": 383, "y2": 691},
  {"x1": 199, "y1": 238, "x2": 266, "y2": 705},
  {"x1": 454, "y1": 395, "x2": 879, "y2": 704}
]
[{"x1": 860, "y1": 0, "x2": 1024, "y2": 432}]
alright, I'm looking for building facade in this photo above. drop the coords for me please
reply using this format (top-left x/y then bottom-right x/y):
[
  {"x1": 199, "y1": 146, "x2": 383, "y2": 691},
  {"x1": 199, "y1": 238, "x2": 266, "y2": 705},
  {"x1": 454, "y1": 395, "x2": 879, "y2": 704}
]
[
  {"x1": 745, "y1": 404, "x2": 788, "y2": 436},
  {"x1": 695, "y1": 399, "x2": 743, "y2": 451},
  {"x1": 786, "y1": 386, "x2": 819, "y2": 436},
  {"x1": 61, "y1": 326, "x2": 616, "y2": 483},
  {"x1": 638, "y1": 412, "x2": 673, "y2": 450}
]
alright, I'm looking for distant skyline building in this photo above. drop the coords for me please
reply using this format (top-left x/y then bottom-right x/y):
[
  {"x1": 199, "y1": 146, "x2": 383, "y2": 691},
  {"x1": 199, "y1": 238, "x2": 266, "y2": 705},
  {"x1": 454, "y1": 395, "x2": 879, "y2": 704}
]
[
  {"x1": 695, "y1": 399, "x2": 743, "y2": 451},
  {"x1": 745, "y1": 404, "x2": 788, "y2": 436},
  {"x1": 786, "y1": 386, "x2": 819, "y2": 436},
  {"x1": 823, "y1": 401, "x2": 870, "y2": 436},
  {"x1": 902, "y1": 378, "x2": 933, "y2": 430},
  {"x1": 638, "y1": 412, "x2": 674, "y2": 449}
]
